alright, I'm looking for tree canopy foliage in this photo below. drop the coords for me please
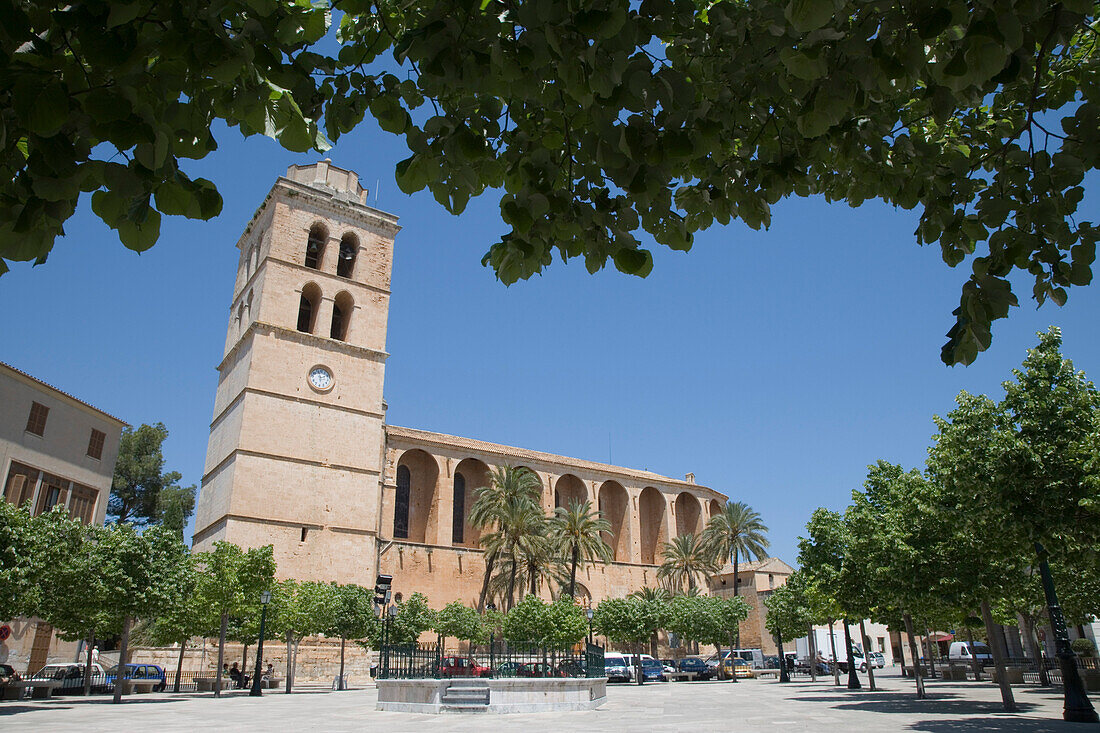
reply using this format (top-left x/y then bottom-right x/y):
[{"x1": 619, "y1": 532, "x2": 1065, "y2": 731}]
[
  {"x1": 2, "y1": 1, "x2": 1097, "y2": 363},
  {"x1": 108, "y1": 423, "x2": 195, "y2": 530}
]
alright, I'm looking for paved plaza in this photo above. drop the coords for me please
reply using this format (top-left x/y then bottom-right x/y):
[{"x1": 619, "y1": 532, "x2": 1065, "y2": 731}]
[{"x1": 1, "y1": 671, "x2": 1095, "y2": 732}]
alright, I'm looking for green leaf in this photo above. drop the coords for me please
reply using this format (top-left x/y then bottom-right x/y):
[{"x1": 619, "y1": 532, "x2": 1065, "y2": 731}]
[
  {"x1": 785, "y1": 0, "x2": 835, "y2": 33},
  {"x1": 780, "y1": 48, "x2": 828, "y2": 80},
  {"x1": 612, "y1": 247, "x2": 652, "y2": 276}
]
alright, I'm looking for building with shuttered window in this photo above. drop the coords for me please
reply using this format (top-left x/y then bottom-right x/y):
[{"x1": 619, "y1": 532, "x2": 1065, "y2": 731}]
[{"x1": 1, "y1": 360, "x2": 126, "y2": 673}]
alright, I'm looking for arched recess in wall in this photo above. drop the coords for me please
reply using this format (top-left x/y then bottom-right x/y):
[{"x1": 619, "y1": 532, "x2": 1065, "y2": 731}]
[
  {"x1": 337, "y1": 233, "x2": 358, "y2": 278},
  {"x1": 330, "y1": 291, "x2": 353, "y2": 341},
  {"x1": 305, "y1": 223, "x2": 327, "y2": 269},
  {"x1": 453, "y1": 457, "x2": 491, "y2": 548},
  {"x1": 709, "y1": 499, "x2": 723, "y2": 521},
  {"x1": 296, "y1": 282, "x2": 321, "y2": 334},
  {"x1": 638, "y1": 487, "x2": 667, "y2": 566},
  {"x1": 395, "y1": 449, "x2": 439, "y2": 543},
  {"x1": 597, "y1": 481, "x2": 630, "y2": 562},
  {"x1": 572, "y1": 582, "x2": 592, "y2": 606},
  {"x1": 554, "y1": 474, "x2": 587, "y2": 510},
  {"x1": 675, "y1": 492, "x2": 703, "y2": 538}
]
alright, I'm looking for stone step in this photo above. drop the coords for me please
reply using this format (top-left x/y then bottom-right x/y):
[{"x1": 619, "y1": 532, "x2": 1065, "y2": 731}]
[
  {"x1": 442, "y1": 703, "x2": 490, "y2": 713},
  {"x1": 443, "y1": 691, "x2": 489, "y2": 701}
]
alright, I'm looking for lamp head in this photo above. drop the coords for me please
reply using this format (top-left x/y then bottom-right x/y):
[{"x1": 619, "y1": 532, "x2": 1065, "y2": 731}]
[{"x1": 260, "y1": 590, "x2": 272, "y2": 605}]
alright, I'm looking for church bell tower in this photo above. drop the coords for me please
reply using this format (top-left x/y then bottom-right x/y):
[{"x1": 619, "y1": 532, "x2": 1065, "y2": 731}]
[{"x1": 193, "y1": 161, "x2": 399, "y2": 586}]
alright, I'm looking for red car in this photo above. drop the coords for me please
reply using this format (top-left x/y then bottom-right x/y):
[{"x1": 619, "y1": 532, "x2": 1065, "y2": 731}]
[{"x1": 439, "y1": 656, "x2": 492, "y2": 678}]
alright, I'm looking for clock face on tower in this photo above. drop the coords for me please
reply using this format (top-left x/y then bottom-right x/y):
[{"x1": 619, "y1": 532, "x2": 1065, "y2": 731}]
[{"x1": 308, "y1": 366, "x2": 334, "y2": 392}]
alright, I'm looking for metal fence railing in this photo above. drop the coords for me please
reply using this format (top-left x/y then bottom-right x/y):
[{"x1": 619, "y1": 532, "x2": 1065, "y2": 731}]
[{"x1": 378, "y1": 640, "x2": 605, "y2": 680}]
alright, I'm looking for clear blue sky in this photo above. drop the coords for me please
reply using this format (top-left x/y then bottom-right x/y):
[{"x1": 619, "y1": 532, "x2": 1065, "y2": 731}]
[{"x1": 3, "y1": 118, "x2": 1097, "y2": 568}]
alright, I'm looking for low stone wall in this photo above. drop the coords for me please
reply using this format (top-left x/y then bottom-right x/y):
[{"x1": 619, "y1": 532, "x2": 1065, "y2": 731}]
[
  {"x1": 128, "y1": 637, "x2": 376, "y2": 684},
  {"x1": 376, "y1": 677, "x2": 607, "y2": 714}
]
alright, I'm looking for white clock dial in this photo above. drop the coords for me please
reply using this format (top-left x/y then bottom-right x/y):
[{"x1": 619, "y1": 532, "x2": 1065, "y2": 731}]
[{"x1": 309, "y1": 366, "x2": 333, "y2": 391}]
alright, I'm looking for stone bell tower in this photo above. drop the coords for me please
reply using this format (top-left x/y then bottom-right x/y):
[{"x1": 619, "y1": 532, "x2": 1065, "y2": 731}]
[{"x1": 193, "y1": 161, "x2": 400, "y2": 586}]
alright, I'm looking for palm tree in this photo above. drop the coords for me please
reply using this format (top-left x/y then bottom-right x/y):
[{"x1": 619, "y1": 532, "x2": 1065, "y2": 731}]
[
  {"x1": 479, "y1": 500, "x2": 547, "y2": 610},
  {"x1": 702, "y1": 501, "x2": 769, "y2": 648},
  {"x1": 702, "y1": 501, "x2": 770, "y2": 597},
  {"x1": 469, "y1": 465, "x2": 543, "y2": 611},
  {"x1": 657, "y1": 533, "x2": 719, "y2": 595},
  {"x1": 547, "y1": 500, "x2": 613, "y2": 599}
]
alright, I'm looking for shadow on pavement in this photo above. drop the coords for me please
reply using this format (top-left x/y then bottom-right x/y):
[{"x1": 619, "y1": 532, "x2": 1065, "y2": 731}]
[
  {"x1": 789, "y1": 692, "x2": 1038, "y2": 716},
  {"x1": 907, "y1": 716, "x2": 1082, "y2": 732}
]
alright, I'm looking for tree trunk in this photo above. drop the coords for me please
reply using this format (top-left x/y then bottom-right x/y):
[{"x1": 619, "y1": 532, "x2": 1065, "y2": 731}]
[
  {"x1": 966, "y1": 626, "x2": 983, "y2": 681},
  {"x1": 827, "y1": 619, "x2": 841, "y2": 686},
  {"x1": 568, "y1": 544, "x2": 579, "y2": 599},
  {"x1": 923, "y1": 628, "x2": 937, "y2": 678},
  {"x1": 777, "y1": 630, "x2": 789, "y2": 683},
  {"x1": 728, "y1": 632, "x2": 738, "y2": 683},
  {"x1": 529, "y1": 559, "x2": 538, "y2": 596},
  {"x1": 843, "y1": 621, "x2": 861, "y2": 689},
  {"x1": 635, "y1": 641, "x2": 643, "y2": 685},
  {"x1": 84, "y1": 634, "x2": 95, "y2": 697},
  {"x1": 215, "y1": 612, "x2": 228, "y2": 698},
  {"x1": 506, "y1": 550, "x2": 518, "y2": 611},
  {"x1": 241, "y1": 642, "x2": 249, "y2": 683},
  {"x1": 174, "y1": 640, "x2": 187, "y2": 693},
  {"x1": 903, "y1": 613, "x2": 926, "y2": 699},
  {"x1": 286, "y1": 630, "x2": 294, "y2": 694},
  {"x1": 860, "y1": 619, "x2": 876, "y2": 692},
  {"x1": 477, "y1": 550, "x2": 498, "y2": 612},
  {"x1": 1018, "y1": 613, "x2": 1049, "y2": 686},
  {"x1": 808, "y1": 623, "x2": 817, "y2": 682},
  {"x1": 731, "y1": 549, "x2": 740, "y2": 650},
  {"x1": 338, "y1": 637, "x2": 346, "y2": 690},
  {"x1": 112, "y1": 616, "x2": 132, "y2": 703},
  {"x1": 981, "y1": 599, "x2": 1017, "y2": 712}
]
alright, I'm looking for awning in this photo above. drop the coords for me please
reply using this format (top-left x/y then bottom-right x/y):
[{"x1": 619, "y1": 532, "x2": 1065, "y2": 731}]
[{"x1": 929, "y1": 633, "x2": 954, "y2": 642}]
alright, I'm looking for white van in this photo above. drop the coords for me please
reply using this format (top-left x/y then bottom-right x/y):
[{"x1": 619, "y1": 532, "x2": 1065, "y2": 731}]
[{"x1": 948, "y1": 641, "x2": 993, "y2": 667}]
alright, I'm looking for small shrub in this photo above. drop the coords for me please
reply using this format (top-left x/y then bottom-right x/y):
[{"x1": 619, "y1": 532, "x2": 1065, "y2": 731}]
[{"x1": 1071, "y1": 638, "x2": 1096, "y2": 657}]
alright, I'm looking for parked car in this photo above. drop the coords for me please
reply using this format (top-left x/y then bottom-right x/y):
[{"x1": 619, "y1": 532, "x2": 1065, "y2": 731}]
[
  {"x1": 104, "y1": 663, "x2": 167, "y2": 691},
  {"x1": 622, "y1": 654, "x2": 665, "y2": 682},
  {"x1": 439, "y1": 656, "x2": 492, "y2": 678},
  {"x1": 836, "y1": 650, "x2": 865, "y2": 673},
  {"x1": 556, "y1": 658, "x2": 587, "y2": 677},
  {"x1": 860, "y1": 652, "x2": 886, "y2": 672},
  {"x1": 949, "y1": 641, "x2": 993, "y2": 668},
  {"x1": 516, "y1": 662, "x2": 563, "y2": 678},
  {"x1": 495, "y1": 661, "x2": 525, "y2": 678},
  {"x1": 28, "y1": 663, "x2": 109, "y2": 694},
  {"x1": 720, "y1": 658, "x2": 755, "y2": 679},
  {"x1": 603, "y1": 654, "x2": 632, "y2": 683},
  {"x1": 669, "y1": 657, "x2": 713, "y2": 680}
]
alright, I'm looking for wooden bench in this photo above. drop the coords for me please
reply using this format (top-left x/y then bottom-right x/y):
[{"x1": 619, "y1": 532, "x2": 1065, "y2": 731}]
[{"x1": 2, "y1": 680, "x2": 63, "y2": 700}]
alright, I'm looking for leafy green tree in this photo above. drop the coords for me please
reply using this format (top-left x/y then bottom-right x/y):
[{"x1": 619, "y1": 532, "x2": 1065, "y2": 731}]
[
  {"x1": 321, "y1": 583, "x2": 379, "y2": 691},
  {"x1": 155, "y1": 484, "x2": 196, "y2": 539},
  {"x1": 11, "y1": 2, "x2": 1095, "y2": 363},
  {"x1": 469, "y1": 465, "x2": 543, "y2": 611},
  {"x1": 108, "y1": 423, "x2": 193, "y2": 528},
  {"x1": 710, "y1": 596, "x2": 752, "y2": 683},
  {"x1": 593, "y1": 595, "x2": 667, "y2": 685},
  {"x1": 193, "y1": 542, "x2": 276, "y2": 697},
  {"x1": 764, "y1": 572, "x2": 816, "y2": 683},
  {"x1": 274, "y1": 579, "x2": 329, "y2": 694},
  {"x1": 548, "y1": 500, "x2": 613, "y2": 600},
  {"x1": 0, "y1": 501, "x2": 48, "y2": 618},
  {"x1": 433, "y1": 600, "x2": 488, "y2": 651},
  {"x1": 387, "y1": 592, "x2": 437, "y2": 645},
  {"x1": 143, "y1": 552, "x2": 201, "y2": 693},
  {"x1": 657, "y1": 533, "x2": 718, "y2": 595},
  {"x1": 630, "y1": 587, "x2": 672, "y2": 656}
]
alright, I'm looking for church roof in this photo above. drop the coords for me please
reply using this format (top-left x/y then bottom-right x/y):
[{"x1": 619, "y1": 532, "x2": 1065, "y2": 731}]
[
  {"x1": 713, "y1": 557, "x2": 796, "y2": 577},
  {"x1": 387, "y1": 424, "x2": 725, "y2": 497}
]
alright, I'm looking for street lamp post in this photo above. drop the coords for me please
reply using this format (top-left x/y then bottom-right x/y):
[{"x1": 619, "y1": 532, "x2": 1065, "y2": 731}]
[
  {"x1": 249, "y1": 590, "x2": 272, "y2": 697},
  {"x1": 1036, "y1": 543, "x2": 1098, "y2": 723},
  {"x1": 487, "y1": 603, "x2": 496, "y2": 674},
  {"x1": 586, "y1": 607, "x2": 594, "y2": 646}
]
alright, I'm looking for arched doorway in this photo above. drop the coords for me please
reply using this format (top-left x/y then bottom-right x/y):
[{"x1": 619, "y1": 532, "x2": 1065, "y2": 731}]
[
  {"x1": 554, "y1": 474, "x2": 587, "y2": 510},
  {"x1": 395, "y1": 449, "x2": 439, "y2": 543},
  {"x1": 675, "y1": 492, "x2": 703, "y2": 537},
  {"x1": 453, "y1": 457, "x2": 492, "y2": 548},
  {"x1": 597, "y1": 481, "x2": 630, "y2": 562},
  {"x1": 638, "y1": 487, "x2": 667, "y2": 565}
]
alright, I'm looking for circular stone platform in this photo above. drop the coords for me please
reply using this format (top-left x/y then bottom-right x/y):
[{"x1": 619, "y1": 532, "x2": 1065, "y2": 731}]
[{"x1": 376, "y1": 677, "x2": 607, "y2": 714}]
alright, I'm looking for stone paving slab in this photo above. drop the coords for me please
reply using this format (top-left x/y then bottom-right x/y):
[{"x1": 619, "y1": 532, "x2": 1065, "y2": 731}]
[{"x1": 1, "y1": 670, "x2": 1095, "y2": 732}]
